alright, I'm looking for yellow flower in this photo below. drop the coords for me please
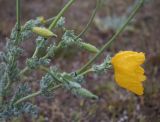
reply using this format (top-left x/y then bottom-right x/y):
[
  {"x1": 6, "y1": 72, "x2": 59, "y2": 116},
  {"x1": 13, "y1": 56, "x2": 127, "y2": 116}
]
[{"x1": 111, "y1": 51, "x2": 146, "y2": 95}]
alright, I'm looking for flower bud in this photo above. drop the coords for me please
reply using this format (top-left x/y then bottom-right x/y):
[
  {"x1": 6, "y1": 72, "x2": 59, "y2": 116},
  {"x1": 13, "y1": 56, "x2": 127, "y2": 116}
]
[
  {"x1": 37, "y1": 16, "x2": 46, "y2": 24},
  {"x1": 32, "y1": 27, "x2": 57, "y2": 38},
  {"x1": 81, "y1": 42, "x2": 99, "y2": 53}
]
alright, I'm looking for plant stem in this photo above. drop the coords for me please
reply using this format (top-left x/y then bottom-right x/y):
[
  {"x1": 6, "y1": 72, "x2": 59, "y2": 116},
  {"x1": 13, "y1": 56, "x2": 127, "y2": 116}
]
[
  {"x1": 32, "y1": 47, "x2": 39, "y2": 58},
  {"x1": 16, "y1": 0, "x2": 21, "y2": 32},
  {"x1": 45, "y1": 17, "x2": 55, "y2": 25},
  {"x1": 79, "y1": 68, "x2": 93, "y2": 76},
  {"x1": 15, "y1": 0, "x2": 21, "y2": 44},
  {"x1": 42, "y1": 43, "x2": 61, "y2": 59},
  {"x1": 49, "y1": 0, "x2": 76, "y2": 30},
  {"x1": 75, "y1": 0, "x2": 101, "y2": 40},
  {"x1": 4, "y1": 75, "x2": 11, "y2": 90},
  {"x1": 14, "y1": 91, "x2": 41, "y2": 105},
  {"x1": 19, "y1": 67, "x2": 29, "y2": 76},
  {"x1": 76, "y1": 0, "x2": 144, "y2": 75},
  {"x1": 40, "y1": 66, "x2": 63, "y2": 83},
  {"x1": 19, "y1": 48, "x2": 38, "y2": 76},
  {"x1": 15, "y1": 79, "x2": 62, "y2": 105}
]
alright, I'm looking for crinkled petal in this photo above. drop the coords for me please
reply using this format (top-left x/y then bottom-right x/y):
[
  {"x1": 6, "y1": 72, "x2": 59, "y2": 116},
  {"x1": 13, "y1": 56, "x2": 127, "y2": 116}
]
[
  {"x1": 115, "y1": 76, "x2": 144, "y2": 95},
  {"x1": 112, "y1": 51, "x2": 145, "y2": 66},
  {"x1": 111, "y1": 51, "x2": 146, "y2": 95}
]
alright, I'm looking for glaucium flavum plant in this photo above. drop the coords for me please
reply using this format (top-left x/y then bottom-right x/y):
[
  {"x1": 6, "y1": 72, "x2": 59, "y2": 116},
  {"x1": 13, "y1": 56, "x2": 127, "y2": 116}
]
[{"x1": 0, "y1": 0, "x2": 145, "y2": 120}]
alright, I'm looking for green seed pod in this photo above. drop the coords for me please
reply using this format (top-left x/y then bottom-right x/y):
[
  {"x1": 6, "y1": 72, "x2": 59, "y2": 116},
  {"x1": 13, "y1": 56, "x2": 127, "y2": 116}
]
[
  {"x1": 32, "y1": 27, "x2": 57, "y2": 38},
  {"x1": 81, "y1": 42, "x2": 99, "y2": 53}
]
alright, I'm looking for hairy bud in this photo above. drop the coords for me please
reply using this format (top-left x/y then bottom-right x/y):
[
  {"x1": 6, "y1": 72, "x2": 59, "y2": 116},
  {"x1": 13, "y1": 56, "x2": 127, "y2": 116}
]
[
  {"x1": 81, "y1": 42, "x2": 99, "y2": 53},
  {"x1": 32, "y1": 27, "x2": 57, "y2": 38}
]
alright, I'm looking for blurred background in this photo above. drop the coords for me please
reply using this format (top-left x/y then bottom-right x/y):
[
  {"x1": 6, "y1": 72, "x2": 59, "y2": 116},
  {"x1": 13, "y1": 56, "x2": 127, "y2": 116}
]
[{"x1": 0, "y1": 0, "x2": 160, "y2": 122}]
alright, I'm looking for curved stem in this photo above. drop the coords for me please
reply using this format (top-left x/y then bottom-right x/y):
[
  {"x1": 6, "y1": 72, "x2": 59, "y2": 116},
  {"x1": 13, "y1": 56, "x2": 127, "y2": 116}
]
[
  {"x1": 49, "y1": 0, "x2": 76, "y2": 30},
  {"x1": 4, "y1": 75, "x2": 12, "y2": 90},
  {"x1": 75, "y1": 0, "x2": 101, "y2": 40},
  {"x1": 19, "y1": 67, "x2": 29, "y2": 76},
  {"x1": 79, "y1": 68, "x2": 93, "y2": 76},
  {"x1": 20, "y1": 46, "x2": 39, "y2": 76},
  {"x1": 32, "y1": 48, "x2": 39, "y2": 58},
  {"x1": 76, "y1": 0, "x2": 144, "y2": 74},
  {"x1": 14, "y1": 91, "x2": 41, "y2": 105},
  {"x1": 14, "y1": 84, "x2": 62, "y2": 105}
]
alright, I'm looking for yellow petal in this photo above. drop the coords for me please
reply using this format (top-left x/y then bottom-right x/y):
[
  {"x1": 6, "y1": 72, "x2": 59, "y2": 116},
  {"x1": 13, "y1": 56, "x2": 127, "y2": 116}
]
[
  {"x1": 111, "y1": 51, "x2": 146, "y2": 95},
  {"x1": 115, "y1": 76, "x2": 144, "y2": 95},
  {"x1": 126, "y1": 82, "x2": 144, "y2": 95},
  {"x1": 112, "y1": 51, "x2": 145, "y2": 66}
]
